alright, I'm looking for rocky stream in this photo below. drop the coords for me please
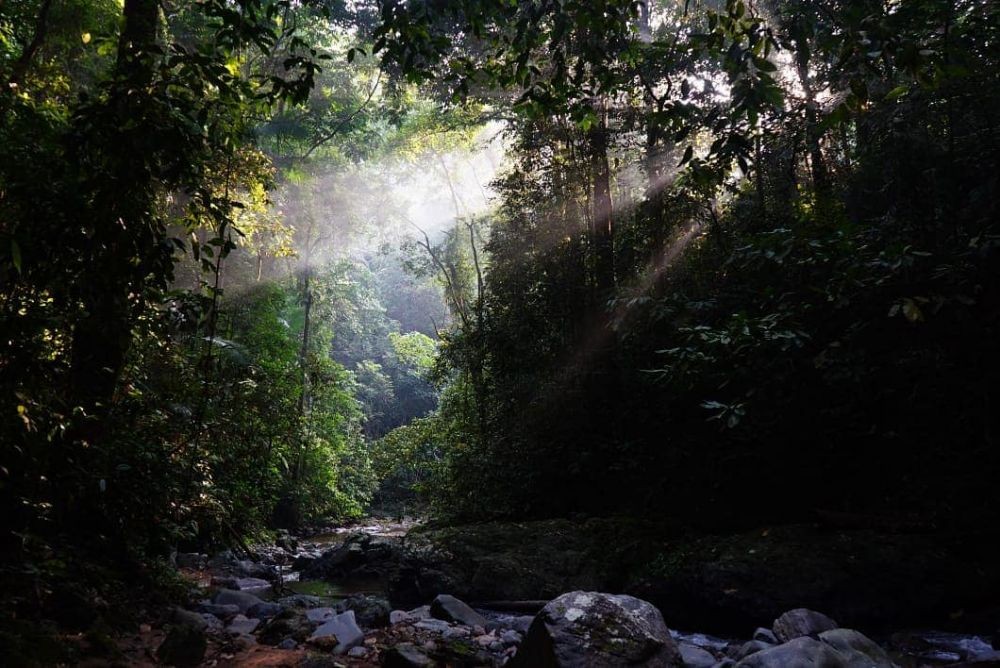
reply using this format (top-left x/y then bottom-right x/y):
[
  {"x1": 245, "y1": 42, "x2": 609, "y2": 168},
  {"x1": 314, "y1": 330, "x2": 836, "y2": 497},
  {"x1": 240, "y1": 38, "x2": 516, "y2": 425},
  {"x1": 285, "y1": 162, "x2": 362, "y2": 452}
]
[{"x1": 123, "y1": 519, "x2": 999, "y2": 667}]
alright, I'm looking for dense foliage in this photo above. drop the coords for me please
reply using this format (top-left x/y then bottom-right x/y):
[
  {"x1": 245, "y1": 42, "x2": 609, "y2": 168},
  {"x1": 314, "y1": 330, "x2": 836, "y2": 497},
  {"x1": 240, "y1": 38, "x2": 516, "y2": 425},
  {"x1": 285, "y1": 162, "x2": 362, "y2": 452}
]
[
  {"x1": 375, "y1": 0, "x2": 1000, "y2": 527},
  {"x1": 2, "y1": 0, "x2": 998, "y2": 656}
]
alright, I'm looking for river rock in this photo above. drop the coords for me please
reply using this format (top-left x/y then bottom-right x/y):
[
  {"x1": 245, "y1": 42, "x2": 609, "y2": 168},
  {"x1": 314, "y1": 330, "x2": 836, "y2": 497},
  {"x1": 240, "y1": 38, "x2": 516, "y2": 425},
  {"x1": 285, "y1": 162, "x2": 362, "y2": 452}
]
[
  {"x1": 679, "y1": 642, "x2": 717, "y2": 667},
  {"x1": 227, "y1": 614, "x2": 260, "y2": 635},
  {"x1": 157, "y1": 623, "x2": 207, "y2": 667},
  {"x1": 431, "y1": 594, "x2": 487, "y2": 627},
  {"x1": 305, "y1": 607, "x2": 337, "y2": 623},
  {"x1": 257, "y1": 608, "x2": 314, "y2": 645},
  {"x1": 383, "y1": 643, "x2": 434, "y2": 667},
  {"x1": 773, "y1": 609, "x2": 838, "y2": 642},
  {"x1": 247, "y1": 601, "x2": 284, "y2": 620},
  {"x1": 338, "y1": 594, "x2": 392, "y2": 627},
  {"x1": 390, "y1": 609, "x2": 411, "y2": 624},
  {"x1": 752, "y1": 628, "x2": 778, "y2": 644},
  {"x1": 729, "y1": 640, "x2": 771, "y2": 661},
  {"x1": 817, "y1": 629, "x2": 895, "y2": 666},
  {"x1": 198, "y1": 602, "x2": 240, "y2": 619},
  {"x1": 510, "y1": 591, "x2": 682, "y2": 667},
  {"x1": 213, "y1": 588, "x2": 264, "y2": 613},
  {"x1": 309, "y1": 610, "x2": 364, "y2": 654}
]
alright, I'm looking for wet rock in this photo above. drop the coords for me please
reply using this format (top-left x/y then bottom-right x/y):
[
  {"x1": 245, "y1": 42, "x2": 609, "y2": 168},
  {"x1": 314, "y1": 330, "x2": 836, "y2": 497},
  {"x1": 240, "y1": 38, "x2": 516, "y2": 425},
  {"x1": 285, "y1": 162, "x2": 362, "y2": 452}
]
[
  {"x1": 680, "y1": 642, "x2": 717, "y2": 668},
  {"x1": 157, "y1": 624, "x2": 206, "y2": 667},
  {"x1": 752, "y1": 628, "x2": 778, "y2": 644},
  {"x1": 247, "y1": 601, "x2": 284, "y2": 620},
  {"x1": 510, "y1": 591, "x2": 682, "y2": 667},
  {"x1": 818, "y1": 628, "x2": 895, "y2": 667},
  {"x1": 735, "y1": 636, "x2": 843, "y2": 668},
  {"x1": 773, "y1": 609, "x2": 838, "y2": 642},
  {"x1": 431, "y1": 594, "x2": 487, "y2": 627},
  {"x1": 383, "y1": 643, "x2": 434, "y2": 667},
  {"x1": 309, "y1": 610, "x2": 364, "y2": 654},
  {"x1": 337, "y1": 594, "x2": 391, "y2": 628},
  {"x1": 213, "y1": 588, "x2": 264, "y2": 613},
  {"x1": 729, "y1": 640, "x2": 771, "y2": 661},
  {"x1": 347, "y1": 646, "x2": 368, "y2": 657},
  {"x1": 227, "y1": 614, "x2": 260, "y2": 635},
  {"x1": 390, "y1": 609, "x2": 411, "y2": 624},
  {"x1": 415, "y1": 618, "x2": 453, "y2": 634},
  {"x1": 305, "y1": 607, "x2": 337, "y2": 624},
  {"x1": 233, "y1": 577, "x2": 272, "y2": 592},
  {"x1": 277, "y1": 638, "x2": 297, "y2": 650}
]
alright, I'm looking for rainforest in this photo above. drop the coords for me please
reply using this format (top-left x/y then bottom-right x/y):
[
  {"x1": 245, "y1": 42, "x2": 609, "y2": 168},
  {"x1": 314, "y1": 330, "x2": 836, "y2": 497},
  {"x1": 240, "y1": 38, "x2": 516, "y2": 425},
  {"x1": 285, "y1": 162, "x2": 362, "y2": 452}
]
[{"x1": 1, "y1": 0, "x2": 998, "y2": 666}]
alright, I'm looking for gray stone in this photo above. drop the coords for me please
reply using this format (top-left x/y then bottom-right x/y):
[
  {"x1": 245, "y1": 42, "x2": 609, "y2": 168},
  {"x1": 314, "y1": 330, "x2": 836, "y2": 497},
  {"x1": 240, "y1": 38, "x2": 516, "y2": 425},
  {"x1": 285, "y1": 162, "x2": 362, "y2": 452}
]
[
  {"x1": 680, "y1": 642, "x2": 717, "y2": 668},
  {"x1": 247, "y1": 601, "x2": 284, "y2": 620},
  {"x1": 735, "y1": 637, "x2": 845, "y2": 668},
  {"x1": 305, "y1": 607, "x2": 337, "y2": 623},
  {"x1": 198, "y1": 603, "x2": 240, "y2": 619},
  {"x1": 347, "y1": 646, "x2": 368, "y2": 657},
  {"x1": 390, "y1": 609, "x2": 411, "y2": 624},
  {"x1": 309, "y1": 610, "x2": 364, "y2": 654},
  {"x1": 415, "y1": 618, "x2": 453, "y2": 633},
  {"x1": 406, "y1": 605, "x2": 432, "y2": 620},
  {"x1": 213, "y1": 588, "x2": 264, "y2": 613},
  {"x1": 818, "y1": 628, "x2": 895, "y2": 667},
  {"x1": 509, "y1": 591, "x2": 682, "y2": 667},
  {"x1": 752, "y1": 628, "x2": 778, "y2": 644},
  {"x1": 501, "y1": 629, "x2": 523, "y2": 645},
  {"x1": 234, "y1": 577, "x2": 271, "y2": 592},
  {"x1": 730, "y1": 640, "x2": 771, "y2": 660},
  {"x1": 431, "y1": 594, "x2": 487, "y2": 627},
  {"x1": 277, "y1": 638, "x2": 297, "y2": 650},
  {"x1": 337, "y1": 594, "x2": 391, "y2": 628},
  {"x1": 227, "y1": 614, "x2": 260, "y2": 635},
  {"x1": 773, "y1": 609, "x2": 838, "y2": 643},
  {"x1": 200, "y1": 613, "x2": 224, "y2": 631},
  {"x1": 383, "y1": 643, "x2": 434, "y2": 667},
  {"x1": 157, "y1": 623, "x2": 206, "y2": 667}
]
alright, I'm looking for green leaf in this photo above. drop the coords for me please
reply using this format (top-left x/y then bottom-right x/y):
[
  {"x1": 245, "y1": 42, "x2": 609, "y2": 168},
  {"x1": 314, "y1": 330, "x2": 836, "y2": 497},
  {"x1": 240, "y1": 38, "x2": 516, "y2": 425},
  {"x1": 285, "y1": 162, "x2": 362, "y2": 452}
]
[{"x1": 10, "y1": 240, "x2": 22, "y2": 273}]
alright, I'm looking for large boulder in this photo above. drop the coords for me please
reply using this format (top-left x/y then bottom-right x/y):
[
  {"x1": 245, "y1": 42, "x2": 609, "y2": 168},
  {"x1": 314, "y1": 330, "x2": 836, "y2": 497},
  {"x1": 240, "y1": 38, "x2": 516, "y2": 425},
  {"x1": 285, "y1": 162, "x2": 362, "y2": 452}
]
[
  {"x1": 773, "y1": 609, "x2": 838, "y2": 642},
  {"x1": 308, "y1": 610, "x2": 364, "y2": 654},
  {"x1": 337, "y1": 594, "x2": 391, "y2": 628},
  {"x1": 510, "y1": 591, "x2": 682, "y2": 667},
  {"x1": 735, "y1": 632, "x2": 896, "y2": 668},
  {"x1": 213, "y1": 588, "x2": 264, "y2": 614},
  {"x1": 302, "y1": 532, "x2": 401, "y2": 581},
  {"x1": 257, "y1": 608, "x2": 314, "y2": 645}
]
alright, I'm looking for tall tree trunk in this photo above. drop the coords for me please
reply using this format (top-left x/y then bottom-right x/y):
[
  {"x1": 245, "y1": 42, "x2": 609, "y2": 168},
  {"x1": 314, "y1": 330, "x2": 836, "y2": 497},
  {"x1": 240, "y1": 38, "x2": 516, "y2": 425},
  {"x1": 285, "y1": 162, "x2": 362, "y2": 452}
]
[
  {"x1": 794, "y1": 57, "x2": 830, "y2": 199},
  {"x1": 69, "y1": 0, "x2": 160, "y2": 418}
]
